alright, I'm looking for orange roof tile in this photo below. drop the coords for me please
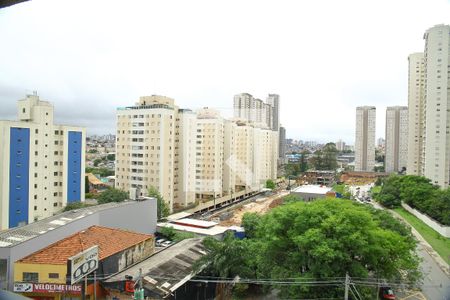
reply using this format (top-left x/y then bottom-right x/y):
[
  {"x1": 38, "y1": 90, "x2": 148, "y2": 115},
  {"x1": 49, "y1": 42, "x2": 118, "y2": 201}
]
[{"x1": 17, "y1": 226, "x2": 153, "y2": 265}]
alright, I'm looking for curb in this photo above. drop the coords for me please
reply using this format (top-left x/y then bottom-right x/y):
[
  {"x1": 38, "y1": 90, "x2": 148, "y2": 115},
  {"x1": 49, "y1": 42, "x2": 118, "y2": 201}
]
[{"x1": 389, "y1": 209, "x2": 450, "y2": 278}]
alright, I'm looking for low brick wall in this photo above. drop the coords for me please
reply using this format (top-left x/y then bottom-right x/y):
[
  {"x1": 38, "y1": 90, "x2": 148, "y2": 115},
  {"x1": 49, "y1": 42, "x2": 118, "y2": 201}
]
[{"x1": 402, "y1": 203, "x2": 450, "y2": 238}]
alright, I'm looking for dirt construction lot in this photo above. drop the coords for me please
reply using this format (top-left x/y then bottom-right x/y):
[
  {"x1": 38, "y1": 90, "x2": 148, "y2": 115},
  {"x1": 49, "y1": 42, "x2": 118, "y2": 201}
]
[{"x1": 220, "y1": 191, "x2": 290, "y2": 226}]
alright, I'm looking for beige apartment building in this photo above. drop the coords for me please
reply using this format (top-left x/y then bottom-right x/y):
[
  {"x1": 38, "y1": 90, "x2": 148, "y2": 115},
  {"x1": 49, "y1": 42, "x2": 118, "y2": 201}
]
[
  {"x1": 355, "y1": 106, "x2": 376, "y2": 172},
  {"x1": 115, "y1": 96, "x2": 178, "y2": 210},
  {"x1": 407, "y1": 52, "x2": 425, "y2": 175},
  {"x1": 422, "y1": 24, "x2": 450, "y2": 187},
  {"x1": 385, "y1": 106, "x2": 408, "y2": 173},
  {"x1": 195, "y1": 108, "x2": 225, "y2": 201},
  {"x1": 117, "y1": 95, "x2": 279, "y2": 211},
  {"x1": 0, "y1": 93, "x2": 85, "y2": 230}
]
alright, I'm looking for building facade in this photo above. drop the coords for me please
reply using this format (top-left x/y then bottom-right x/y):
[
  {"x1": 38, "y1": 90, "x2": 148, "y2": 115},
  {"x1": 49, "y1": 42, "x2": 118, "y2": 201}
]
[
  {"x1": 266, "y1": 94, "x2": 280, "y2": 131},
  {"x1": 0, "y1": 94, "x2": 85, "y2": 230},
  {"x1": 355, "y1": 106, "x2": 376, "y2": 172},
  {"x1": 278, "y1": 126, "x2": 286, "y2": 162},
  {"x1": 115, "y1": 96, "x2": 178, "y2": 210},
  {"x1": 233, "y1": 93, "x2": 277, "y2": 130},
  {"x1": 117, "y1": 96, "x2": 279, "y2": 212},
  {"x1": 407, "y1": 53, "x2": 425, "y2": 175},
  {"x1": 385, "y1": 106, "x2": 408, "y2": 173},
  {"x1": 422, "y1": 24, "x2": 450, "y2": 187}
]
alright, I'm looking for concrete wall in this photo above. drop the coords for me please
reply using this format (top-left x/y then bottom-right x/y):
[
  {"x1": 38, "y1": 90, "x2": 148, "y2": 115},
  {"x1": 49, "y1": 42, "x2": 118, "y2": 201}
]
[{"x1": 402, "y1": 203, "x2": 450, "y2": 238}]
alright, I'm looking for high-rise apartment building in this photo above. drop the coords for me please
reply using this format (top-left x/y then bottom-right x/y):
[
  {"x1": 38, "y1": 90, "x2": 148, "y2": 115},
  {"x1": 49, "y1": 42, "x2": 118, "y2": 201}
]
[
  {"x1": 422, "y1": 24, "x2": 450, "y2": 187},
  {"x1": 266, "y1": 94, "x2": 280, "y2": 131},
  {"x1": 385, "y1": 106, "x2": 408, "y2": 173},
  {"x1": 279, "y1": 126, "x2": 286, "y2": 159},
  {"x1": 117, "y1": 95, "x2": 279, "y2": 211},
  {"x1": 406, "y1": 53, "x2": 425, "y2": 175},
  {"x1": 175, "y1": 109, "x2": 197, "y2": 208},
  {"x1": 115, "y1": 96, "x2": 178, "y2": 210},
  {"x1": 355, "y1": 106, "x2": 376, "y2": 172},
  {"x1": 0, "y1": 94, "x2": 85, "y2": 229},
  {"x1": 336, "y1": 139, "x2": 346, "y2": 152},
  {"x1": 195, "y1": 108, "x2": 225, "y2": 201},
  {"x1": 233, "y1": 93, "x2": 277, "y2": 130}
]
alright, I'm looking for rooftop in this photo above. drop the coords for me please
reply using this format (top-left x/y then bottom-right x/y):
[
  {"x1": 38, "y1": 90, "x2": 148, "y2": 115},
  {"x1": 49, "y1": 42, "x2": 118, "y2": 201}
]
[
  {"x1": 0, "y1": 200, "x2": 143, "y2": 248},
  {"x1": 291, "y1": 185, "x2": 333, "y2": 195},
  {"x1": 104, "y1": 238, "x2": 206, "y2": 297},
  {"x1": 157, "y1": 222, "x2": 229, "y2": 237},
  {"x1": 17, "y1": 225, "x2": 152, "y2": 265},
  {"x1": 171, "y1": 218, "x2": 217, "y2": 229}
]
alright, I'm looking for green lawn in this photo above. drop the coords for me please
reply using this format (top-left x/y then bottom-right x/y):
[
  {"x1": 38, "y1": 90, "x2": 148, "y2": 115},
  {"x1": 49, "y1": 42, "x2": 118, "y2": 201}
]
[{"x1": 393, "y1": 207, "x2": 450, "y2": 263}]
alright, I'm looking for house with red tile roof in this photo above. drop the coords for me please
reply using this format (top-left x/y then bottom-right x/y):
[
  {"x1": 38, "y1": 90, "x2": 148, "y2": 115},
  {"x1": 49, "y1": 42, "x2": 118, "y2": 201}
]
[{"x1": 14, "y1": 226, "x2": 154, "y2": 300}]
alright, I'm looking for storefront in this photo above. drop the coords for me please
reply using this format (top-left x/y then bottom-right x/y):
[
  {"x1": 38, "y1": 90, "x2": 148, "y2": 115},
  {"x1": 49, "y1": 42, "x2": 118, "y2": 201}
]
[{"x1": 13, "y1": 282, "x2": 82, "y2": 300}]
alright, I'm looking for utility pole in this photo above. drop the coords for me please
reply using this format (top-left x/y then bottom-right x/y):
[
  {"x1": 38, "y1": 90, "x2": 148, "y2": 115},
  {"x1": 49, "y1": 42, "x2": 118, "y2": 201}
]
[
  {"x1": 344, "y1": 272, "x2": 349, "y2": 300},
  {"x1": 93, "y1": 271, "x2": 97, "y2": 300}
]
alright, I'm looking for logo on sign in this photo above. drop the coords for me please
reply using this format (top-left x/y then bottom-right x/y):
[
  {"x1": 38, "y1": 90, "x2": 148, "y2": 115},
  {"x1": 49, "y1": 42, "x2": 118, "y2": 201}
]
[
  {"x1": 68, "y1": 245, "x2": 99, "y2": 284},
  {"x1": 73, "y1": 259, "x2": 98, "y2": 280},
  {"x1": 13, "y1": 283, "x2": 33, "y2": 292}
]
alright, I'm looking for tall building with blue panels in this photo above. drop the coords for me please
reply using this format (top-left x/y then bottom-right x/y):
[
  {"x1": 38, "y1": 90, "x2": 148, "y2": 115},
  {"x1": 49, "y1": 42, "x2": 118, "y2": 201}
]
[
  {"x1": 0, "y1": 94, "x2": 85, "y2": 230},
  {"x1": 67, "y1": 131, "x2": 82, "y2": 203},
  {"x1": 8, "y1": 128, "x2": 30, "y2": 228}
]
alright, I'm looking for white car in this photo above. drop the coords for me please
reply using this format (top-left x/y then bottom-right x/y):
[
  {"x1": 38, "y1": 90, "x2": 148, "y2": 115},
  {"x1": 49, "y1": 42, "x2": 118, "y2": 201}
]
[{"x1": 161, "y1": 241, "x2": 172, "y2": 247}]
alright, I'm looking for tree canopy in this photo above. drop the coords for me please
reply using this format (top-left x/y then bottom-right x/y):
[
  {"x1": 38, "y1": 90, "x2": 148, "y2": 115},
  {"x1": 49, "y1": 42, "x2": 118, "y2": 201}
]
[
  {"x1": 148, "y1": 186, "x2": 170, "y2": 220},
  {"x1": 374, "y1": 175, "x2": 450, "y2": 225},
  {"x1": 197, "y1": 199, "x2": 420, "y2": 298},
  {"x1": 97, "y1": 187, "x2": 128, "y2": 204}
]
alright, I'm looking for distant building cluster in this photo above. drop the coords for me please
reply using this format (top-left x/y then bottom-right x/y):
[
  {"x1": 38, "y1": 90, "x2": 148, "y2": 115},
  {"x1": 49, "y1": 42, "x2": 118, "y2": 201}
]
[
  {"x1": 115, "y1": 95, "x2": 279, "y2": 212},
  {"x1": 354, "y1": 24, "x2": 450, "y2": 187}
]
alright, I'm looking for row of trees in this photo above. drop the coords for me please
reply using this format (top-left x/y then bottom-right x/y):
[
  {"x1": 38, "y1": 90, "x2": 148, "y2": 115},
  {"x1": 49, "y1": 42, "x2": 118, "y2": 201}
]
[
  {"x1": 285, "y1": 143, "x2": 339, "y2": 176},
  {"x1": 374, "y1": 175, "x2": 450, "y2": 225},
  {"x1": 195, "y1": 199, "x2": 420, "y2": 298}
]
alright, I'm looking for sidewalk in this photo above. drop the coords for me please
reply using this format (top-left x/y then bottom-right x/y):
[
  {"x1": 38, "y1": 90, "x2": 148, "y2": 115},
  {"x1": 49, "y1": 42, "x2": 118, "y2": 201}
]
[{"x1": 390, "y1": 209, "x2": 450, "y2": 277}]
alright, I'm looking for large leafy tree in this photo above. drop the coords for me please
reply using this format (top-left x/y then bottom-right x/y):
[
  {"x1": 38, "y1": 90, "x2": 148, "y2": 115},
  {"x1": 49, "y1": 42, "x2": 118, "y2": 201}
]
[
  {"x1": 148, "y1": 186, "x2": 170, "y2": 220},
  {"x1": 97, "y1": 187, "x2": 128, "y2": 204},
  {"x1": 198, "y1": 199, "x2": 420, "y2": 298}
]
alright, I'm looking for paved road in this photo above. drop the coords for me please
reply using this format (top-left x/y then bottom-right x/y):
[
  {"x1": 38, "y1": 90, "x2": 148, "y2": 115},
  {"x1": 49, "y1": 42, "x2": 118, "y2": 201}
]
[
  {"x1": 349, "y1": 184, "x2": 450, "y2": 300},
  {"x1": 417, "y1": 244, "x2": 450, "y2": 300}
]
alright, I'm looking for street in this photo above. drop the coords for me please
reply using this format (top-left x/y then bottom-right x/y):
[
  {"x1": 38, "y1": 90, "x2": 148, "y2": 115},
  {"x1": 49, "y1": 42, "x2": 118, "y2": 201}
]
[
  {"x1": 417, "y1": 244, "x2": 450, "y2": 300},
  {"x1": 349, "y1": 184, "x2": 450, "y2": 300}
]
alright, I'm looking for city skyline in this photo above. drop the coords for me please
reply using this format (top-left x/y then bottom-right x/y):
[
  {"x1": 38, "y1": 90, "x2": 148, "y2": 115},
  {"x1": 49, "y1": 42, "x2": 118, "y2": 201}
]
[{"x1": 1, "y1": 0, "x2": 449, "y2": 143}]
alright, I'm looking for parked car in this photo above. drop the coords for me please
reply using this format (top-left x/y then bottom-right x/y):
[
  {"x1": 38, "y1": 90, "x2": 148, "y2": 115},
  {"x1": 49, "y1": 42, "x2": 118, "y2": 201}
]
[
  {"x1": 379, "y1": 286, "x2": 395, "y2": 300},
  {"x1": 161, "y1": 241, "x2": 172, "y2": 247},
  {"x1": 155, "y1": 238, "x2": 166, "y2": 246}
]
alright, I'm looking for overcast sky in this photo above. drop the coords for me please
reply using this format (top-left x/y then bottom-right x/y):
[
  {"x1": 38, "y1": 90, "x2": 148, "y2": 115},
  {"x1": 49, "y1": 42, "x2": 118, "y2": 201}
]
[{"x1": 0, "y1": 0, "x2": 449, "y2": 143}]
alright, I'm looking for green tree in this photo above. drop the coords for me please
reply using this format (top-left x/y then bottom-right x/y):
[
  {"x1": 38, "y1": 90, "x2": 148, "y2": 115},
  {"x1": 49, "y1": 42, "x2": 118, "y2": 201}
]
[
  {"x1": 374, "y1": 175, "x2": 402, "y2": 208},
  {"x1": 197, "y1": 199, "x2": 420, "y2": 299},
  {"x1": 148, "y1": 186, "x2": 170, "y2": 220},
  {"x1": 265, "y1": 179, "x2": 276, "y2": 190},
  {"x1": 299, "y1": 150, "x2": 309, "y2": 172},
  {"x1": 93, "y1": 158, "x2": 102, "y2": 167},
  {"x1": 310, "y1": 143, "x2": 338, "y2": 171},
  {"x1": 63, "y1": 202, "x2": 93, "y2": 211},
  {"x1": 241, "y1": 213, "x2": 261, "y2": 239},
  {"x1": 107, "y1": 153, "x2": 115, "y2": 161},
  {"x1": 160, "y1": 226, "x2": 195, "y2": 242},
  {"x1": 86, "y1": 167, "x2": 114, "y2": 177},
  {"x1": 97, "y1": 187, "x2": 128, "y2": 204}
]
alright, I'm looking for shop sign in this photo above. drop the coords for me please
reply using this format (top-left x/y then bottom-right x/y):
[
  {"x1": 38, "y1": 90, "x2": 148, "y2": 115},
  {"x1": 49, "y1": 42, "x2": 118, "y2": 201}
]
[
  {"x1": 14, "y1": 282, "x2": 82, "y2": 294},
  {"x1": 68, "y1": 245, "x2": 99, "y2": 284}
]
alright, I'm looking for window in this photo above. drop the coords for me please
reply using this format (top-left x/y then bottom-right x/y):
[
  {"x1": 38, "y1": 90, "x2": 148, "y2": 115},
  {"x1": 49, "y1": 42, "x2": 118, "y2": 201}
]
[
  {"x1": 22, "y1": 108, "x2": 25, "y2": 113},
  {"x1": 49, "y1": 273, "x2": 59, "y2": 279},
  {"x1": 23, "y1": 272, "x2": 38, "y2": 282}
]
